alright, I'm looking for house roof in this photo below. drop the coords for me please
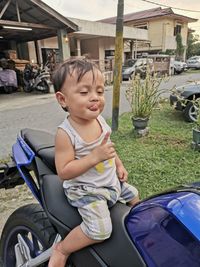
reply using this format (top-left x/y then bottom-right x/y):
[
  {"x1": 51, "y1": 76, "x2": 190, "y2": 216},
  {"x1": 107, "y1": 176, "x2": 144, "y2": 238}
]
[
  {"x1": 0, "y1": 0, "x2": 78, "y2": 42},
  {"x1": 68, "y1": 17, "x2": 148, "y2": 41},
  {"x1": 99, "y1": 7, "x2": 198, "y2": 24}
]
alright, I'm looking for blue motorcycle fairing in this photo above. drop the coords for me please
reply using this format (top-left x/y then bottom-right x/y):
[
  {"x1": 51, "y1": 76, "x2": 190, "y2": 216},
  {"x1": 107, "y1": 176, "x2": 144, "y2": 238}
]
[
  {"x1": 126, "y1": 191, "x2": 200, "y2": 267},
  {"x1": 12, "y1": 135, "x2": 41, "y2": 203}
]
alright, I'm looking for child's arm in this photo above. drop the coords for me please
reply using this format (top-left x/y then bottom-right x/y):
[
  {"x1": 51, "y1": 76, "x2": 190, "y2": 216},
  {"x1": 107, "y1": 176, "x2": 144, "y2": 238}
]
[
  {"x1": 55, "y1": 129, "x2": 115, "y2": 180},
  {"x1": 115, "y1": 154, "x2": 128, "y2": 182}
]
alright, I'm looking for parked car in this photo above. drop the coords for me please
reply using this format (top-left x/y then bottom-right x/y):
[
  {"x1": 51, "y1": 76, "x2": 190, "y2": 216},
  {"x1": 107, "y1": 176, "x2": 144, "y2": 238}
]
[
  {"x1": 170, "y1": 81, "x2": 200, "y2": 122},
  {"x1": 173, "y1": 60, "x2": 188, "y2": 74},
  {"x1": 122, "y1": 59, "x2": 138, "y2": 80},
  {"x1": 122, "y1": 58, "x2": 153, "y2": 80},
  {"x1": 187, "y1": 56, "x2": 200, "y2": 69}
]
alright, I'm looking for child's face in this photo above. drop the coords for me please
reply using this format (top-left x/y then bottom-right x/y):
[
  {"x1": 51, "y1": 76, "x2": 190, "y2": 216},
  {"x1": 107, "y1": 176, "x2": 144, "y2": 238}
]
[{"x1": 56, "y1": 69, "x2": 105, "y2": 121}]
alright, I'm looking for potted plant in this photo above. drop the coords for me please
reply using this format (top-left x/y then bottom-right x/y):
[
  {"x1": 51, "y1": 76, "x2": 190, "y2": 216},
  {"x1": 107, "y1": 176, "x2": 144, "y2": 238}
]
[{"x1": 125, "y1": 67, "x2": 164, "y2": 136}]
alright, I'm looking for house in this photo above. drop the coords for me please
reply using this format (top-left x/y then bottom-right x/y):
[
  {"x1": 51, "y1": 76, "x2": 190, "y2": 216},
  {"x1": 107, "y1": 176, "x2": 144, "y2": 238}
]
[
  {"x1": 35, "y1": 16, "x2": 149, "y2": 71},
  {"x1": 100, "y1": 7, "x2": 198, "y2": 60},
  {"x1": 28, "y1": 15, "x2": 149, "y2": 75},
  {"x1": 28, "y1": 16, "x2": 149, "y2": 72},
  {"x1": 0, "y1": 1, "x2": 197, "y2": 72},
  {"x1": 0, "y1": 0, "x2": 149, "y2": 73}
]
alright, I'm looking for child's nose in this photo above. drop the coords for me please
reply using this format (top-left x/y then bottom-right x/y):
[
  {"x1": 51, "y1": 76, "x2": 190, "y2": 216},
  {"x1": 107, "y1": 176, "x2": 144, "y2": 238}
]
[{"x1": 90, "y1": 92, "x2": 99, "y2": 101}]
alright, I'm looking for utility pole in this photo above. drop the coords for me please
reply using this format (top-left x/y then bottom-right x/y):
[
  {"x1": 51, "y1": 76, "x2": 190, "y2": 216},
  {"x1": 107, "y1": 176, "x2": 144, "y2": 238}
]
[{"x1": 112, "y1": 0, "x2": 124, "y2": 131}]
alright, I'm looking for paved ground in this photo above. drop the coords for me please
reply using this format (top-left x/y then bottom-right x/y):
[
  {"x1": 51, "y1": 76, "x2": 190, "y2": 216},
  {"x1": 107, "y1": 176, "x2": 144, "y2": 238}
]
[{"x1": 0, "y1": 91, "x2": 63, "y2": 159}]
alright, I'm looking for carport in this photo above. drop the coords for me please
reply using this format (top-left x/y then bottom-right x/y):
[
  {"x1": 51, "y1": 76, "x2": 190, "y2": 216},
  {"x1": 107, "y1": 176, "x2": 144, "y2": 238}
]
[{"x1": 0, "y1": 0, "x2": 78, "y2": 63}]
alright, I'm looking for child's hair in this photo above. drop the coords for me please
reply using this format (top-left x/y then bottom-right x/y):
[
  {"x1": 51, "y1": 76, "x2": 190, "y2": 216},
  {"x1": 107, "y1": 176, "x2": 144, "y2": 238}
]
[{"x1": 52, "y1": 58, "x2": 101, "y2": 93}]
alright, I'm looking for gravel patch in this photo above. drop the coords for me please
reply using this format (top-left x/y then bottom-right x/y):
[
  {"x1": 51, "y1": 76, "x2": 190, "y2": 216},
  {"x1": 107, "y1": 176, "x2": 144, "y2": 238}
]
[{"x1": 0, "y1": 184, "x2": 36, "y2": 235}]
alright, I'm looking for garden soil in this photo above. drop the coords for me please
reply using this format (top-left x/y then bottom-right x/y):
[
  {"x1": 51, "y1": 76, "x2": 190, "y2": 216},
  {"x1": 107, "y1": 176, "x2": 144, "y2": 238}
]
[{"x1": 0, "y1": 185, "x2": 36, "y2": 234}]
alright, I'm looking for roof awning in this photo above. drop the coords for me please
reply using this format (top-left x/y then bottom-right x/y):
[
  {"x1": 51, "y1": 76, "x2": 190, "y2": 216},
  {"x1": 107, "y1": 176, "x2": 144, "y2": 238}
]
[
  {"x1": 0, "y1": 0, "x2": 78, "y2": 42},
  {"x1": 68, "y1": 17, "x2": 149, "y2": 41}
]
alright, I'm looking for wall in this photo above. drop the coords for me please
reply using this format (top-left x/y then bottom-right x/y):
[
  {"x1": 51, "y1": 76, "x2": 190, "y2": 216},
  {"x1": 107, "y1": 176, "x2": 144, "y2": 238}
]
[
  {"x1": 40, "y1": 37, "x2": 58, "y2": 49},
  {"x1": 28, "y1": 37, "x2": 59, "y2": 64},
  {"x1": 148, "y1": 19, "x2": 166, "y2": 51},
  {"x1": 98, "y1": 37, "x2": 116, "y2": 71},
  {"x1": 81, "y1": 38, "x2": 99, "y2": 59},
  {"x1": 164, "y1": 20, "x2": 176, "y2": 50}
]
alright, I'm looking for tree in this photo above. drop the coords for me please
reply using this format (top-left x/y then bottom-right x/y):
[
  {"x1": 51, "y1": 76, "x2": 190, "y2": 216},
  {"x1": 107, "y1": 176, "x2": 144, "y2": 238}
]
[
  {"x1": 112, "y1": 0, "x2": 124, "y2": 131},
  {"x1": 176, "y1": 33, "x2": 184, "y2": 60},
  {"x1": 186, "y1": 33, "x2": 200, "y2": 58}
]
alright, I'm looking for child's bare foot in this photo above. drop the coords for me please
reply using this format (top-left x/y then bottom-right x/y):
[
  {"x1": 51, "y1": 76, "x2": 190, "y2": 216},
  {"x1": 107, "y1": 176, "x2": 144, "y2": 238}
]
[{"x1": 48, "y1": 242, "x2": 69, "y2": 267}]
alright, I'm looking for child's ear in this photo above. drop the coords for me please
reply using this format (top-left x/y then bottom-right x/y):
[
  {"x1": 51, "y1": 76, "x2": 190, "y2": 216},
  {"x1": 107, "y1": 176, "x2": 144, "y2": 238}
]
[{"x1": 55, "y1": 91, "x2": 68, "y2": 109}]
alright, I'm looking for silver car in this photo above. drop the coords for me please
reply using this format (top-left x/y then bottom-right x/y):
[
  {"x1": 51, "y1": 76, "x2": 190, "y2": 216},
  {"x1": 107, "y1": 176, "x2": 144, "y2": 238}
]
[
  {"x1": 122, "y1": 58, "x2": 153, "y2": 80},
  {"x1": 187, "y1": 56, "x2": 200, "y2": 69},
  {"x1": 173, "y1": 60, "x2": 187, "y2": 74}
]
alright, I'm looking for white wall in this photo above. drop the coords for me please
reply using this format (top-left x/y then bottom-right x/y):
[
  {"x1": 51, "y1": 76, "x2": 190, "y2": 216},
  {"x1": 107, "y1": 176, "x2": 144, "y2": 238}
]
[
  {"x1": 40, "y1": 37, "x2": 58, "y2": 48},
  {"x1": 81, "y1": 38, "x2": 99, "y2": 59},
  {"x1": 28, "y1": 37, "x2": 59, "y2": 64},
  {"x1": 28, "y1": 42, "x2": 37, "y2": 63}
]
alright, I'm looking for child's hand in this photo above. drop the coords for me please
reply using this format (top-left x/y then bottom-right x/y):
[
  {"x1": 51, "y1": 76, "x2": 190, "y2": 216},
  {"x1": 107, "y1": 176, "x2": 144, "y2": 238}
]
[
  {"x1": 91, "y1": 132, "x2": 116, "y2": 162},
  {"x1": 117, "y1": 165, "x2": 128, "y2": 182}
]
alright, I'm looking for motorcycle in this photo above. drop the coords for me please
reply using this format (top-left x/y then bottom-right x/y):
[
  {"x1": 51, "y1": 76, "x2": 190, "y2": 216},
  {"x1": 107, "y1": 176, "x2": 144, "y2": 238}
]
[
  {"x1": 0, "y1": 128, "x2": 200, "y2": 267},
  {"x1": 23, "y1": 64, "x2": 51, "y2": 93}
]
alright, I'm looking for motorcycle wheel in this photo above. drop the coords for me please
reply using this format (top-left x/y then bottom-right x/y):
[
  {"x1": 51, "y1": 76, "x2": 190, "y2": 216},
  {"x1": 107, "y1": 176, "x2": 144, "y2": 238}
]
[
  {"x1": 39, "y1": 80, "x2": 50, "y2": 94},
  {"x1": 23, "y1": 83, "x2": 32, "y2": 92},
  {"x1": 4, "y1": 86, "x2": 14, "y2": 94},
  {"x1": 0, "y1": 203, "x2": 57, "y2": 267}
]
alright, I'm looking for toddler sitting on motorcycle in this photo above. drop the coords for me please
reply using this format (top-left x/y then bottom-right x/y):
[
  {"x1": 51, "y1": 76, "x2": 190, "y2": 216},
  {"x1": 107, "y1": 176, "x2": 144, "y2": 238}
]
[{"x1": 48, "y1": 58, "x2": 139, "y2": 267}]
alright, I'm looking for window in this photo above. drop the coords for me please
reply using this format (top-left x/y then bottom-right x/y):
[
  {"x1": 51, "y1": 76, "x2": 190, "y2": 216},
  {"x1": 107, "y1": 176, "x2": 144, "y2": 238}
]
[
  {"x1": 133, "y1": 23, "x2": 148, "y2": 30},
  {"x1": 105, "y1": 50, "x2": 115, "y2": 58},
  {"x1": 174, "y1": 24, "x2": 182, "y2": 36}
]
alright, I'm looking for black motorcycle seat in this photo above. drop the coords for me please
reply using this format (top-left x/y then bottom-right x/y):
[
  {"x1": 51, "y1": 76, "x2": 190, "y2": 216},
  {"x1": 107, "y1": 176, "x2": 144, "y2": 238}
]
[
  {"x1": 42, "y1": 174, "x2": 145, "y2": 267},
  {"x1": 21, "y1": 128, "x2": 56, "y2": 173}
]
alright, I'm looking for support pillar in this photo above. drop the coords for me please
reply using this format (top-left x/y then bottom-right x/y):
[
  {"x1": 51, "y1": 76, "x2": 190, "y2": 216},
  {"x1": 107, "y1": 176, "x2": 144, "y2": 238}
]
[
  {"x1": 57, "y1": 29, "x2": 70, "y2": 62},
  {"x1": 76, "y1": 38, "x2": 81, "y2": 56},
  {"x1": 134, "y1": 40, "x2": 138, "y2": 59},
  {"x1": 34, "y1": 40, "x2": 42, "y2": 65},
  {"x1": 130, "y1": 40, "x2": 134, "y2": 59},
  {"x1": 98, "y1": 38, "x2": 105, "y2": 72},
  {"x1": 183, "y1": 46, "x2": 187, "y2": 61}
]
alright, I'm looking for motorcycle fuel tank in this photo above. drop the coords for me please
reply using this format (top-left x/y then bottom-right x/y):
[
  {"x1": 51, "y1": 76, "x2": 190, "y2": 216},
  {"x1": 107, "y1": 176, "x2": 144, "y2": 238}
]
[{"x1": 126, "y1": 191, "x2": 200, "y2": 267}]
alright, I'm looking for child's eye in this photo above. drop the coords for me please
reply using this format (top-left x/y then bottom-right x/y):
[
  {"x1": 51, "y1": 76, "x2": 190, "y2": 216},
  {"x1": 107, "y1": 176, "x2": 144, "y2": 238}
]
[
  {"x1": 97, "y1": 90, "x2": 104, "y2": 95},
  {"x1": 80, "y1": 91, "x2": 88, "y2": 95}
]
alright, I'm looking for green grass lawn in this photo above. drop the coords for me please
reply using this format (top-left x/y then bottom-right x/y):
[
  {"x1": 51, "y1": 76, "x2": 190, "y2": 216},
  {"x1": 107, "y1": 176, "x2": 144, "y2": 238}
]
[
  {"x1": 184, "y1": 69, "x2": 200, "y2": 74},
  {"x1": 110, "y1": 102, "x2": 200, "y2": 199}
]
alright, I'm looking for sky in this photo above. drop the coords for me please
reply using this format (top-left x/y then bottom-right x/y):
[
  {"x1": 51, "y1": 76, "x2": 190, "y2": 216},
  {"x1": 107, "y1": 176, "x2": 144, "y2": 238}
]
[{"x1": 42, "y1": 0, "x2": 200, "y2": 36}]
